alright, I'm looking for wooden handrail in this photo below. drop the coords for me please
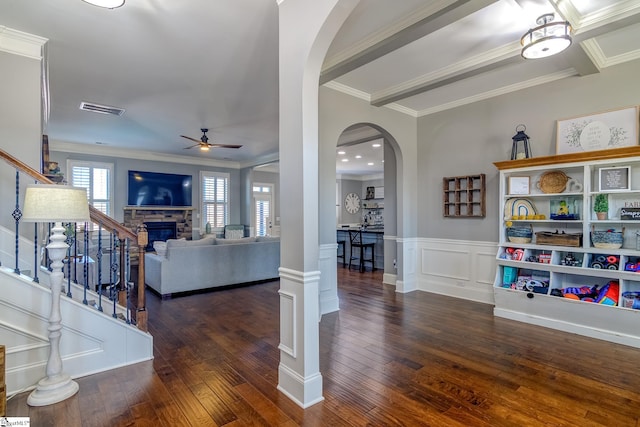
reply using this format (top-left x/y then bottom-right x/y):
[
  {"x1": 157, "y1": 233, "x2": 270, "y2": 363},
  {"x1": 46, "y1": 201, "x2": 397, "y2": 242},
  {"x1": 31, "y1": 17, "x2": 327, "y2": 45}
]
[
  {"x1": 0, "y1": 148, "x2": 148, "y2": 331},
  {"x1": 0, "y1": 149, "x2": 135, "y2": 240}
]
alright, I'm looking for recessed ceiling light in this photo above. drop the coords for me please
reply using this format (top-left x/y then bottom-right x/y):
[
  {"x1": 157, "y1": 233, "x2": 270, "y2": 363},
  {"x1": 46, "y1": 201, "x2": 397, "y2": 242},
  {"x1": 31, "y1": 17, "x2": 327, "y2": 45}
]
[
  {"x1": 355, "y1": 155, "x2": 362, "y2": 159},
  {"x1": 341, "y1": 159, "x2": 349, "y2": 162},
  {"x1": 372, "y1": 143, "x2": 381, "y2": 148},
  {"x1": 337, "y1": 151, "x2": 346, "y2": 155},
  {"x1": 367, "y1": 162, "x2": 374, "y2": 166},
  {"x1": 82, "y1": 0, "x2": 125, "y2": 8}
]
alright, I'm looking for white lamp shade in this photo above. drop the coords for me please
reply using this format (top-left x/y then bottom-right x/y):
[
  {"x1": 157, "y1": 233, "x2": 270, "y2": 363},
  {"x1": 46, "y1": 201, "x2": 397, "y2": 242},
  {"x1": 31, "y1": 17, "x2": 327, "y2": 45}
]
[
  {"x1": 82, "y1": 0, "x2": 125, "y2": 8},
  {"x1": 22, "y1": 185, "x2": 91, "y2": 223}
]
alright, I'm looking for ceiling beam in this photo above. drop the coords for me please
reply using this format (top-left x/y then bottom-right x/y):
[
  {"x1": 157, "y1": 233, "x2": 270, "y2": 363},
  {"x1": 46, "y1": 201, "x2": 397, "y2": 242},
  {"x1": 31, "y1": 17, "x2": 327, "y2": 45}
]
[
  {"x1": 371, "y1": 1, "x2": 640, "y2": 107},
  {"x1": 319, "y1": 0, "x2": 498, "y2": 85},
  {"x1": 371, "y1": 52, "x2": 521, "y2": 107},
  {"x1": 554, "y1": 0, "x2": 640, "y2": 76}
]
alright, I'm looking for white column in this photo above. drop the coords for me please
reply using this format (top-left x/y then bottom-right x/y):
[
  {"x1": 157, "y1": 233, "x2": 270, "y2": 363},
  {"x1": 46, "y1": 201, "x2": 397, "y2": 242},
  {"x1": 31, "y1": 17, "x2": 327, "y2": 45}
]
[{"x1": 277, "y1": 0, "x2": 359, "y2": 408}]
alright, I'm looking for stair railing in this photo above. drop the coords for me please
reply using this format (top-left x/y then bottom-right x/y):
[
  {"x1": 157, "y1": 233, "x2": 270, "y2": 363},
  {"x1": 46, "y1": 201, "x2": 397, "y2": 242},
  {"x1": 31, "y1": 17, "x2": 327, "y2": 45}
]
[{"x1": 0, "y1": 149, "x2": 148, "y2": 332}]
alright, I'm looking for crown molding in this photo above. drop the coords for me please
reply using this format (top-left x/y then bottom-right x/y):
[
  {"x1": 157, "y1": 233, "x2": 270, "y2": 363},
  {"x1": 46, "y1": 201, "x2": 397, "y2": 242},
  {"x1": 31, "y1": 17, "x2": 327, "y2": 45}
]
[
  {"x1": 239, "y1": 151, "x2": 280, "y2": 170},
  {"x1": 570, "y1": 0, "x2": 640, "y2": 33},
  {"x1": 416, "y1": 69, "x2": 577, "y2": 117},
  {"x1": 323, "y1": 80, "x2": 370, "y2": 101},
  {"x1": 0, "y1": 26, "x2": 47, "y2": 60},
  {"x1": 323, "y1": 81, "x2": 418, "y2": 117},
  {"x1": 50, "y1": 140, "x2": 241, "y2": 169},
  {"x1": 581, "y1": 38, "x2": 640, "y2": 69},
  {"x1": 336, "y1": 172, "x2": 383, "y2": 181}
]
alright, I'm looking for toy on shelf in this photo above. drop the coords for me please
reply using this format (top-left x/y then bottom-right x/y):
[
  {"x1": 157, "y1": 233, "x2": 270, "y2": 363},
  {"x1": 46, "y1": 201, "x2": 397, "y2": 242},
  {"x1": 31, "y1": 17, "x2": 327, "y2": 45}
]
[
  {"x1": 501, "y1": 247, "x2": 524, "y2": 261},
  {"x1": 590, "y1": 254, "x2": 619, "y2": 270},
  {"x1": 560, "y1": 252, "x2": 581, "y2": 267},
  {"x1": 551, "y1": 280, "x2": 620, "y2": 306},
  {"x1": 595, "y1": 281, "x2": 619, "y2": 305},
  {"x1": 624, "y1": 262, "x2": 640, "y2": 272}
]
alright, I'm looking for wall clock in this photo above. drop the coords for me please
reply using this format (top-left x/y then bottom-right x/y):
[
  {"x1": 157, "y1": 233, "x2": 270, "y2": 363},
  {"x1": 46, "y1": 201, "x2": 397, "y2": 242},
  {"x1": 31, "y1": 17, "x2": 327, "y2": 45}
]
[{"x1": 344, "y1": 192, "x2": 361, "y2": 214}]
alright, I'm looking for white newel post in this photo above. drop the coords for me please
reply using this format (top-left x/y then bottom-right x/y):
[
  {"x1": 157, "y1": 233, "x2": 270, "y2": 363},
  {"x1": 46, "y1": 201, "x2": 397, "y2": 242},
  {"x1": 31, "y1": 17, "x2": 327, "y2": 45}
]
[{"x1": 276, "y1": 0, "x2": 359, "y2": 408}]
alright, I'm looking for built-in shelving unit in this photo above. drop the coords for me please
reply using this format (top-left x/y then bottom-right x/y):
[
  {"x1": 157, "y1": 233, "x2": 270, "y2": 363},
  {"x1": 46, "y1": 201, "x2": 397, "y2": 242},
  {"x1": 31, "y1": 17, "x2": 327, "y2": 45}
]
[{"x1": 494, "y1": 147, "x2": 640, "y2": 348}]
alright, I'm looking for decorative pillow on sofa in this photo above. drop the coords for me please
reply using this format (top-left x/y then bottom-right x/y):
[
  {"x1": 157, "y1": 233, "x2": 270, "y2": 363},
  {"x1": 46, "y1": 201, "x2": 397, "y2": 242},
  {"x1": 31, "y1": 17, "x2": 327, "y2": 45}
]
[
  {"x1": 153, "y1": 241, "x2": 167, "y2": 257},
  {"x1": 185, "y1": 236, "x2": 216, "y2": 247},
  {"x1": 256, "y1": 236, "x2": 280, "y2": 242},
  {"x1": 165, "y1": 238, "x2": 188, "y2": 249},
  {"x1": 225, "y1": 228, "x2": 244, "y2": 239},
  {"x1": 216, "y1": 237, "x2": 256, "y2": 245}
]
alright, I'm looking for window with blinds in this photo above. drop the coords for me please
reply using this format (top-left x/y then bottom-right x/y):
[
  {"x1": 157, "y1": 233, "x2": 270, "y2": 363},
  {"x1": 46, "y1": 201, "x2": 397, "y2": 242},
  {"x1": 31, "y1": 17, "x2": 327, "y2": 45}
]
[
  {"x1": 201, "y1": 171, "x2": 229, "y2": 229},
  {"x1": 68, "y1": 160, "x2": 113, "y2": 225}
]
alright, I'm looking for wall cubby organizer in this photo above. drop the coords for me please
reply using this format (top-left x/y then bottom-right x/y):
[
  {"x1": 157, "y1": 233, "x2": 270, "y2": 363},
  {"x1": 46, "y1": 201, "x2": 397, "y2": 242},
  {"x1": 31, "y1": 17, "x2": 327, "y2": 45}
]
[{"x1": 442, "y1": 174, "x2": 486, "y2": 217}]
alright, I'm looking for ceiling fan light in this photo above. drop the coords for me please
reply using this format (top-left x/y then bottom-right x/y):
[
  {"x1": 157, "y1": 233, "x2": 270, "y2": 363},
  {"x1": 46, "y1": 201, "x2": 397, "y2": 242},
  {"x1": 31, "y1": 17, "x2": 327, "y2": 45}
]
[
  {"x1": 82, "y1": 0, "x2": 125, "y2": 9},
  {"x1": 200, "y1": 145, "x2": 210, "y2": 151},
  {"x1": 521, "y1": 13, "x2": 572, "y2": 60}
]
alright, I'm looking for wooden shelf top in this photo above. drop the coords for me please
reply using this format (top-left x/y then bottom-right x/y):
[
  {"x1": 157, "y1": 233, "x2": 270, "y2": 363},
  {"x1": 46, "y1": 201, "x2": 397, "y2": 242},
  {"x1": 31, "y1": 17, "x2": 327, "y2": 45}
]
[{"x1": 494, "y1": 146, "x2": 640, "y2": 170}]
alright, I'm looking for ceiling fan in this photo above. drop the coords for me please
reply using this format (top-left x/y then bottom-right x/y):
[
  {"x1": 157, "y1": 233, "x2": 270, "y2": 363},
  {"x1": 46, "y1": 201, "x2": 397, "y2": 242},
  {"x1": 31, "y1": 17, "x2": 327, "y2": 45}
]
[{"x1": 180, "y1": 128, "x2": 242, "y2": 151}]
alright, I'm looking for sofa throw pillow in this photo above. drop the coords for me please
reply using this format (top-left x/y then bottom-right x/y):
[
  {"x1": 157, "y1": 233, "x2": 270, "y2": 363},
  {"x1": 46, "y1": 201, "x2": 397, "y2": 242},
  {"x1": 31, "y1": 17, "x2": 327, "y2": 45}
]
[
  {"x1": 166, "y1": 238, "x2": 188, "y2": 250},
  {"x1": 153, "y1": 241, "x2": 167, "y2": 257},
  {"x1": 225, "y1": 229, "x2": 244, "y2": 239},
  {"x1": 216, "y1": 237, "x2": 256, "y2": 245}
]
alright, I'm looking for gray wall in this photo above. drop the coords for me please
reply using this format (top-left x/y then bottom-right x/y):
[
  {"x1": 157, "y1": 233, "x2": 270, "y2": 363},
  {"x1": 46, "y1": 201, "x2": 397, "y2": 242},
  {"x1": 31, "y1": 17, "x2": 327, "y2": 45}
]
[
  {"x1": 0, "y1": 51, "x2": 42, "y2": 231},
  {"x1": 417, "y1": 58, "x2": 640, "y2": 242},
  {"x1": 319, "y1": 86, "x2": 418, "y2": 244},
  {"x1": 49, "y1": 151, "x2": 242, "y2": 228},
  {"x1": 337, "y1": 178, "x2": 363, "y2": 225}
]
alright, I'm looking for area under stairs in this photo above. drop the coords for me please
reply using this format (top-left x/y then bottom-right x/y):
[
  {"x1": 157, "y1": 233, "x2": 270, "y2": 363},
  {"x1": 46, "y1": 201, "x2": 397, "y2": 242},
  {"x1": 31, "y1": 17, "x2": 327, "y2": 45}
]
[{"x1": 0, "y1": 265, "x2": 153, "y2": 395}]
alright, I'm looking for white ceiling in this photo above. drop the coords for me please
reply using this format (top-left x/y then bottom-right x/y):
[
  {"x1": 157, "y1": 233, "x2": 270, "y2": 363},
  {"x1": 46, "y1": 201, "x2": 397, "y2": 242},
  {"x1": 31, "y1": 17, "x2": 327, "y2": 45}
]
[{"x1": 1, "y1": 0, "x2": 639, "y2": 173}]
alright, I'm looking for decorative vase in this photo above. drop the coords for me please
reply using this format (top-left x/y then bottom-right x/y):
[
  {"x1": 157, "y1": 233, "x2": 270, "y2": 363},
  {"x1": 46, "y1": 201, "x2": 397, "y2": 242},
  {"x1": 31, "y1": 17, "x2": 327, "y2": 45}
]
[{"x1": 596, "y1": 212, "x2": 607, "y2": 220}]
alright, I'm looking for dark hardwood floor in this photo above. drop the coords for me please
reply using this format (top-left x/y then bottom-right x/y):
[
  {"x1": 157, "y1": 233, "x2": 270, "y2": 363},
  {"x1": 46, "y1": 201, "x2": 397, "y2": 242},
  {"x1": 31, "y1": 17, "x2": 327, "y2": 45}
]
[{"x1": 7, "y1": 266, "x2": 640, "y2": 426}]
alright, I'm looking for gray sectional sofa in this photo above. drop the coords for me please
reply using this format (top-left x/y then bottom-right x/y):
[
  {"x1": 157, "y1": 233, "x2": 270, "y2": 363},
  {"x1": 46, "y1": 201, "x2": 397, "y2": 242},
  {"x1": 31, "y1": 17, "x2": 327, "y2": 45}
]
[{"x1": 144, "y1": 235, "x2": 280, "y2": 298}]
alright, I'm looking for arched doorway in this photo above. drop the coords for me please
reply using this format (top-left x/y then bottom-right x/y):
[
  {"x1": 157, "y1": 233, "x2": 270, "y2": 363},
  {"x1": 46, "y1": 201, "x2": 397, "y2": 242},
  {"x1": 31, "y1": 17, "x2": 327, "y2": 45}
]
[{"x1": 334, "y1": 123, "x2": 399, "y2": 284}]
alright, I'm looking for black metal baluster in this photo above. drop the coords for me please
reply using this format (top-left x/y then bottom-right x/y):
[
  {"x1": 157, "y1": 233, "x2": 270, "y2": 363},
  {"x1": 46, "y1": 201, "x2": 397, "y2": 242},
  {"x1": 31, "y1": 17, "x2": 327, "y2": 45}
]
[
  {"x1": 65, "y1": 223, "x2": 74, "y2": 297},
  {"x1": 97, "y1": 223, "x2": 103, "y2": 312},
  {"x1": 12, "y1": 170, "x2": 22, "y2": 274},
  {"x1": 111, "y1": 232, "x2": 118, "y2": 319},
  {"x1": 33, "y1": 223, "x2": 39, "y2": 283},
  {"x1": 82, "y1": 222, "x2": 89, "y2": 305},
  {"x1": 72, "y1": 222, "x2": 78, "y2": 284},
  {"x1": 125, "y1": 239, "x2": 131, "y2": 324}
]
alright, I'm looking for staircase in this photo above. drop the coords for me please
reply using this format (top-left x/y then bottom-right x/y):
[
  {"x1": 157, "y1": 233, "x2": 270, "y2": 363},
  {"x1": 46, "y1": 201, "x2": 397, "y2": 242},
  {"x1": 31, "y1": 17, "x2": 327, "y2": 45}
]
[{"x1": 0, "y1": 149, "x2": 153, "y2": 396}]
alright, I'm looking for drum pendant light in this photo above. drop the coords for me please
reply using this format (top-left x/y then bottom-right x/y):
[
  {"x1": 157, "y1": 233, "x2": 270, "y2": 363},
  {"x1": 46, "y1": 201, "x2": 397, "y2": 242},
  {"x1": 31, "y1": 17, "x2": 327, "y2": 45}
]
[
  {"x1": 521, "y1": 13, "x2": 572, "y2": 59},
  {"x1": 82, "y1": 0, "x2": 125, "y2": 8}
]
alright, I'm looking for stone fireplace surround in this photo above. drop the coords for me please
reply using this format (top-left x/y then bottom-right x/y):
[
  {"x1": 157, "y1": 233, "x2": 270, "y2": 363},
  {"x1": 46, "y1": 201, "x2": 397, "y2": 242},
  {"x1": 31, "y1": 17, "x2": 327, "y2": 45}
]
[{"x1": 123, "y1": 207, "x2": 193, "y2": 263}]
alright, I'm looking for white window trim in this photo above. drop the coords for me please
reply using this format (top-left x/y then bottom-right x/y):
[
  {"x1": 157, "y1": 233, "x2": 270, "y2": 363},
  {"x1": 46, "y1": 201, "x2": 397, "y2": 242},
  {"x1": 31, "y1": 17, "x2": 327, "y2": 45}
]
[
  {"x1": 67, "y1": 159, "x2": 114, "y2": 219},
  {"x1": 200, "y1": 170, "x2": 230, "y2": 230}
]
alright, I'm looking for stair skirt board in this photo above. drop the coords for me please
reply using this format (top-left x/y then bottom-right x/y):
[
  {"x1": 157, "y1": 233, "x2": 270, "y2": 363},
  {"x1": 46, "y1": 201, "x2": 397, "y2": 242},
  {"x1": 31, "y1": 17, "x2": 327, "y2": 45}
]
[{"x1": 0, "y1": 267, "x2": 153, "y2": 395}]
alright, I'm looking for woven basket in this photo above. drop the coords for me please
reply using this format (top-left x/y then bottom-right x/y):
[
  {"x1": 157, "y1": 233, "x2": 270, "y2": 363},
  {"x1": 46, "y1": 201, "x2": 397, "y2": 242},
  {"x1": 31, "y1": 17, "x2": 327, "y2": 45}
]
[
  {"x1": 535, "y1": 230, "x2": 582, "y2": 247},
  {"x1": 591, "y1": 227, "x2": 624, "y2": 249},
  {"x1": 538, "y1": 170, "x2": 569, "y2": 194},
  {"x1": 507, "y1": 226, "x2": 533, "y2": 243}
]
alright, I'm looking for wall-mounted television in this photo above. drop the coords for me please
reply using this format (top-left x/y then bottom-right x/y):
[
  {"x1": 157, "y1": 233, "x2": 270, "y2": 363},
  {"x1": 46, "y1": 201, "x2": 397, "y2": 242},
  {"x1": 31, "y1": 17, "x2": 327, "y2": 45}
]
[{"x1": 128, "y1": 170, "x2": 192, "y2": 207}]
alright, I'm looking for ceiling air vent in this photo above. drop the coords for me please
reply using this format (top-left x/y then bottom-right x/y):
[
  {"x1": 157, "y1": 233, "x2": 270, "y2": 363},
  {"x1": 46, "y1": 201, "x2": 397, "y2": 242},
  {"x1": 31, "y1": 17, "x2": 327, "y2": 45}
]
[{"x1": 79, "y1": 101, "x2": 125, "y2": 116}]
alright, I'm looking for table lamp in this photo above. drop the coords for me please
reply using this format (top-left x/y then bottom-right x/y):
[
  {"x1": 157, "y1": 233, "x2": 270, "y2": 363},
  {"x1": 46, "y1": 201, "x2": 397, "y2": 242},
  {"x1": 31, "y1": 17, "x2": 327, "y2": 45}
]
[{"x1": 21, "y1": 184, "x2": 90, "y2": 406}]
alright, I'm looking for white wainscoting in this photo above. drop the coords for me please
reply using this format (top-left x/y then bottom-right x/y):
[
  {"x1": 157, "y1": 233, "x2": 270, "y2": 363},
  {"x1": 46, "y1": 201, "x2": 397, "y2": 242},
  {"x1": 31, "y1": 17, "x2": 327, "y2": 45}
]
[
  {"x1": 0, "y1": 267, "x2": 153, "y2": 395},
  {"x1": 416, "y1": 238, "x2": 497, "y2": 304}
]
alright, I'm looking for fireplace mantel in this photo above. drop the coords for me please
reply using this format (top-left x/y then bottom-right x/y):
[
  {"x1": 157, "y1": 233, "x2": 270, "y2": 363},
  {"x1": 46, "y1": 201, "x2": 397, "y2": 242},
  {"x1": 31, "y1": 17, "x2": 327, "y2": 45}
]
[{"x1": 124, "y1": 206, "x2": 194, "y2": 219}]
